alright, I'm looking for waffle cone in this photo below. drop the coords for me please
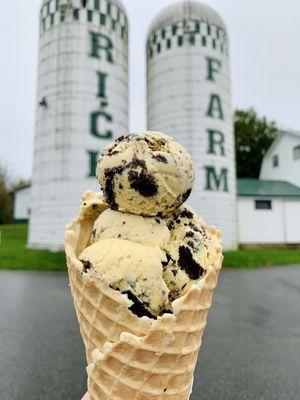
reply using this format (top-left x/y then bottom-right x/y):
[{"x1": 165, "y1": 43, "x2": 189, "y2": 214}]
[{"x1": 65, "y1": 199, "x2": 223, "y2": 400}]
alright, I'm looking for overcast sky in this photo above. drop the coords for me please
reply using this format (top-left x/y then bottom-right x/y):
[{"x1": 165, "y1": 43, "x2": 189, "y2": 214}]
[{"x1": 1, "y1": 0, "x2": 299, "y2": 181}]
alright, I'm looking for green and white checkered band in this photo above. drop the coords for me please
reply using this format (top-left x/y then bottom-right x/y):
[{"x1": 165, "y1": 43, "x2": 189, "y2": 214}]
[
  {"x1": 40, "y1": 0, "x2": 128, "y2": 41},
  {"x1": 147, "y1": 20, "x2": 228, "y2": 59}
]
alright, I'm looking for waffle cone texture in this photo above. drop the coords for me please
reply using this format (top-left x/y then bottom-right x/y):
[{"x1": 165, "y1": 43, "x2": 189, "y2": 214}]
[{"x1": 65, "y1": 197, "x2": 223, "y2": 400}]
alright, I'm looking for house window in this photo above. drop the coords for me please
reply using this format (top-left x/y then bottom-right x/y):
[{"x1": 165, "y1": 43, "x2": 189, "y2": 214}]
[
  {"x1": 293, "y1": 145, "x2": 300, "y2": 160},
  {"x1": 272, "y1": 154, "x2": 279, "y2": 167},
  {"x1": 255, "y1": 200, "x2": 272, "y2": 210}
]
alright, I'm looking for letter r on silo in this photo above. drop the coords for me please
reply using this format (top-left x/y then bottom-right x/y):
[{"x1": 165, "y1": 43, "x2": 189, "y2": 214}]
[
  {"x1": 206, "y1": 57, "x2": 221, "y2": 82},
  {"x1": 89, "y1": 32, "x2": 114, "y2": 63}
]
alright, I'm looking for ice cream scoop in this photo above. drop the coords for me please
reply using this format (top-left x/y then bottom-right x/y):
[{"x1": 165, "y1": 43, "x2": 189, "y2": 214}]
[
  {"x1": 163, "y1": 205, "x2": 221, "y2": 301},
  {"x1": 79, "y1": 239, "x2": 170, "y2": 317},
  {"x1": 96, "y1": 131, "x2": 195, "y2": 216}
]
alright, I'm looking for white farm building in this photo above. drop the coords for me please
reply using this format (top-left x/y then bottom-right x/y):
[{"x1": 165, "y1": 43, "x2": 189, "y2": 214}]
[
  {"x1": 237, "y1": 130, "x2": 300, "y2": 247},
  {"x1": 237, "y1": 179, "x2": 300, "y2": 246},
  {"x1": 260, "y1": 130, "x2": 300, "y2": 187},
  {"x1": 13, "y1": 185, "x2": 31, "y2": 224}
]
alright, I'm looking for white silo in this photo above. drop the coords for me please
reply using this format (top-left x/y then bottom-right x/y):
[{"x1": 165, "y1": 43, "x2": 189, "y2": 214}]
[
  {"x1": 28, "y1": 0, "x2": 129, "y2": 250},
  {"x1": 147, "y1": 1, "x2": 237, "y2": 249}
]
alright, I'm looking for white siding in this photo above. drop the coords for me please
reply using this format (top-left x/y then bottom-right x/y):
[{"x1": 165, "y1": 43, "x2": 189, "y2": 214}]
[
  {"x1": 260, "y1": 134, "x2": 300, "y2": 187},
  {"x1": 284, "y1": 200, "x2": 300, "y2": 243},
  {"x1": 14, "y1": 188, "x2": 31, "y2": 221},
  {"x1": 237, "y1": 197, "x2": 300, "y2": 244},
  {"x1": 237, "y1": 197, "x2": 285, "y2": 244}
]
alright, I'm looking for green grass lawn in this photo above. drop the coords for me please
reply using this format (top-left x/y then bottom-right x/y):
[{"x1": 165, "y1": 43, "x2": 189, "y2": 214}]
[
  {"x1": 0, "y1": 224, "x2": 65, "y2": 270},
  {"x1": 223, "y1": 249, "x2": 300, "y2": 269},
  {"x1": 1, "y1": 224, "x2": 300, "y2": 271}
]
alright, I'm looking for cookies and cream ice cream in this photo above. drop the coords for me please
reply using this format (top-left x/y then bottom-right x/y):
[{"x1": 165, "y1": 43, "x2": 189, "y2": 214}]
[
  {"x1": 65, "y1": 131, "x2": 223, "y2": 400},
  {"x1": 80, "y1": 208, "x2": 171, "y2": 317},
  {"x1": 96, "y1": 131, "x2": 195, "y2": 216},
  {"x1": 73, "y1": 132, "x2": 220, "y2": 318},
  {"x1": 79, "y1": 203, "x2": 218, "y2": 317}
]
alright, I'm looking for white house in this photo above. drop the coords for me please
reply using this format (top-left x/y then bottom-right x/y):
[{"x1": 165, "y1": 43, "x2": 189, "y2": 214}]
[
  {"x1": 13, "y1": 185, "x2": 31, "y2": 223},
  {"x1": 260, "y1": 130, "x2": 300, "y2": 187},
  {"x1": 237, "y1": 179, "x2": 300, "y2": 246},
  {"x1": 236, "y1": 130, "x2": 300, "y2": 246}
]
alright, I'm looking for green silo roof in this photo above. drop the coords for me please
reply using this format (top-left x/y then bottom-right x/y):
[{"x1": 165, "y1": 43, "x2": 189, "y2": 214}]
[{"x1": 237, "y1": 179, "x2": 300, "y2": 197}]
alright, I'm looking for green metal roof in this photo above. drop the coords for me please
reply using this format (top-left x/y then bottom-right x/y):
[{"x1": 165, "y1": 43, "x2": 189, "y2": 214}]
[{"x1": 237, "y1": 179, "x2": 300, "y2": 197}]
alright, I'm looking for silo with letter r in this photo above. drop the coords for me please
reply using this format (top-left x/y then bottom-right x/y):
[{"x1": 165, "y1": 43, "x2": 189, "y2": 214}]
[{"x1": 29, "y1": 0, "x2": 129, "y2": 250}]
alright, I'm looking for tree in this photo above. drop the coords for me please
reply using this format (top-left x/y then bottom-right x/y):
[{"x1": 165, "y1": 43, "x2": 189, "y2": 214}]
[
  {"x1": 234, "y1": 108, "x2": 278, "y2": 178},
  {"x1": 0, "y1": 166, "x2": 13, "y2": 224}
]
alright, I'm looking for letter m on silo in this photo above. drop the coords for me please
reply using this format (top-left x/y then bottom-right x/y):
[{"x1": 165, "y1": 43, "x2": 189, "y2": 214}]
[
  {"x1": 205, "y1": 166, "x2": 229, "y2": 192},
  {"x1": 89, "y1": 32, "x2": 114, "y2": 63}
]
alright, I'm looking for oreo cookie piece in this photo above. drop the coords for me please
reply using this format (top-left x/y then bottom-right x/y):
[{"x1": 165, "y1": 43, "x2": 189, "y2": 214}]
[
  {"x1": 103, "y1": 166, "x2": 124, "y2": 210},
  {"x1": 81, "y1": 260, "x2": 92, "y2": 273},
  {"x1": 152, "y1": 154, "x2": 168, "y2": 163},
  {"x1": 123, "y1": 291, "x2": 156, "y2": 319},
  {"x1": 128, "y1": 170, "x2": 158, "y2": 197},
  {"x1": 178, "y1": 246, "x2": 205, "y2": 280}
]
